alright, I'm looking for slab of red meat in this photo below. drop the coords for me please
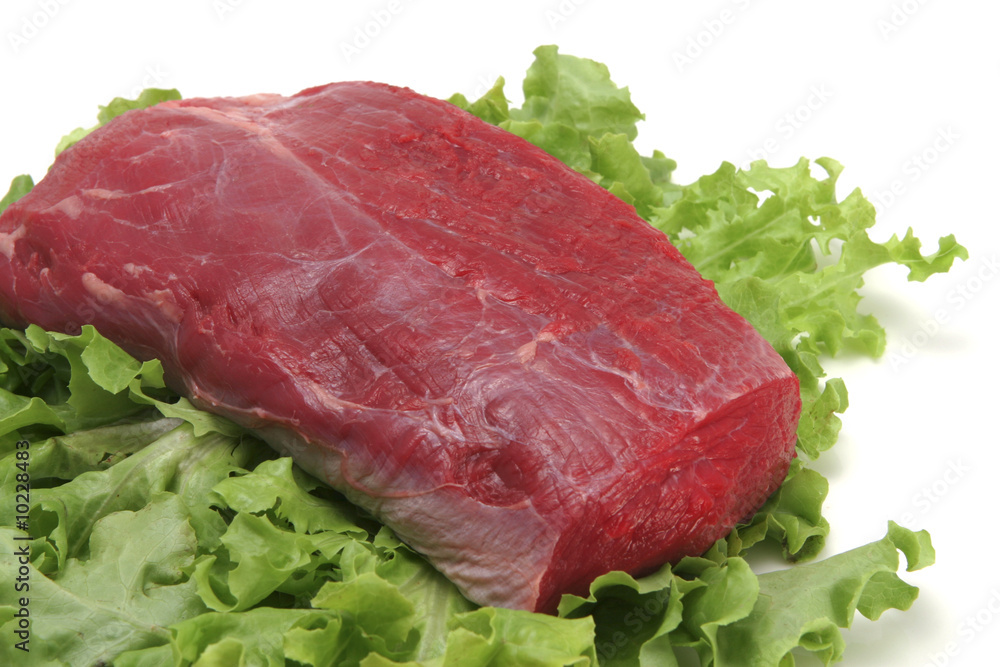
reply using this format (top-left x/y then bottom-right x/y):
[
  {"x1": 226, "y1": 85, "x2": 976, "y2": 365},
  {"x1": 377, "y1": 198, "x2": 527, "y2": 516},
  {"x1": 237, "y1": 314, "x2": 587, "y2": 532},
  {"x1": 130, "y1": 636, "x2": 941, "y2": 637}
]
[{"x1": 0, "y1": 82, "x2": 800, "y2": 612}]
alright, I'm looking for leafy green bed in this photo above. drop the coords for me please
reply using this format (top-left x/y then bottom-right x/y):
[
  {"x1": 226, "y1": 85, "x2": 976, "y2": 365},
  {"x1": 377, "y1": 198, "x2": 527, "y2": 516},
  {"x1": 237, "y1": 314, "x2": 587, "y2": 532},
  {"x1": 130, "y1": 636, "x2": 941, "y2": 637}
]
[{"x1": 0, "y1": 46, "x2": 964, "y2": 666}]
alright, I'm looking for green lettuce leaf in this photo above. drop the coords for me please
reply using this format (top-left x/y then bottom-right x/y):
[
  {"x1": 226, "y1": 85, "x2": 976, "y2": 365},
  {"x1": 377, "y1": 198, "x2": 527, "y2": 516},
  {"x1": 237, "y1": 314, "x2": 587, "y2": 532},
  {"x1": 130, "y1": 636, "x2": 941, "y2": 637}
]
[
  {"x1": 557, "y1": 523, "x2": 933, "y2": 667},
  {"x1": 0, "y1": 175, "x2": 33, "y2": 216},
  {"x1": 0, "y1": 495, "x2": 204, "y2": 666},
  {"x1": 54, "y1": 88, "x2": 182, "y2": 156}
]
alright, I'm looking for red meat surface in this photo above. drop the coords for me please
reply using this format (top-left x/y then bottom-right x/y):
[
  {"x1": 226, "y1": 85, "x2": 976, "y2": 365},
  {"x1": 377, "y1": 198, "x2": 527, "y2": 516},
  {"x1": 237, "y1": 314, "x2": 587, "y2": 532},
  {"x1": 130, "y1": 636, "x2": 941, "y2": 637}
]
[{"x1": 0, "y1": 82, "x2": 800, "y2": 612}]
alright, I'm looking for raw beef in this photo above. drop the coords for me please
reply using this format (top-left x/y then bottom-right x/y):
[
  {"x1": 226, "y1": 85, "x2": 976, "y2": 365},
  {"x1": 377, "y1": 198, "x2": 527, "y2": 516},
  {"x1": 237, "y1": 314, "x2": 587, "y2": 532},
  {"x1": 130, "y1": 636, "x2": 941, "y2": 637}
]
[{"x1": 0, "y1": 82, "x2": 800, "y2": 612}]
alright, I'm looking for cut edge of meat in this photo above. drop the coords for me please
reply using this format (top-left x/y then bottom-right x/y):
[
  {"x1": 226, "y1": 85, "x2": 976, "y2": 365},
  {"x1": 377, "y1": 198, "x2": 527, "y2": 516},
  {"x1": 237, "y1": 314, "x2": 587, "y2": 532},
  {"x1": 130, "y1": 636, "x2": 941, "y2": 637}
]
[{"x1": 532, "y1": 372, "x2": 801, "y2": 613}]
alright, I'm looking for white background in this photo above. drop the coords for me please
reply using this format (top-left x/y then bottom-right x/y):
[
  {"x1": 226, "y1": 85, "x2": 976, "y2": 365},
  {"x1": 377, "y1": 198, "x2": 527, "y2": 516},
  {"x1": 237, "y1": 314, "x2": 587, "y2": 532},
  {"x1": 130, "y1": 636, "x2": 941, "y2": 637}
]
[{"x1": 1, "y1": 1, "x2": 997, "y2": 665}]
